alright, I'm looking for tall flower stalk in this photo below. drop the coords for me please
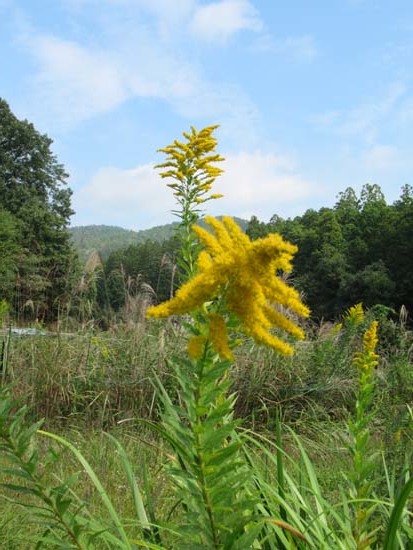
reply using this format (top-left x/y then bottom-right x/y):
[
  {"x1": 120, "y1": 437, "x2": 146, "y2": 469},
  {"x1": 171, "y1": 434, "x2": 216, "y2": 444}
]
[
  {"x1": 149, "y1": 126, "x2": 309, "y2": 548},
  {"x1": 347, "y1": 319, "x2": 380, "y2": 548}
]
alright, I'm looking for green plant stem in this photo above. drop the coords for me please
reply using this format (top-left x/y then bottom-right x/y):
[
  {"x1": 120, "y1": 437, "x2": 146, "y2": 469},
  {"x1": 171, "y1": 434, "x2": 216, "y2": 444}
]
[{"x1": 193, "y1": 360, "x2": 220, "y2": 549}]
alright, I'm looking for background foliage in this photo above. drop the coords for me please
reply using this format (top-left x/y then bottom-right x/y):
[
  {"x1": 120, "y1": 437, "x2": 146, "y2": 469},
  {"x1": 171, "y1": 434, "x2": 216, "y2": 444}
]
[{"x1": 246, "y1": 184, "x2": 413, "y2": 320}]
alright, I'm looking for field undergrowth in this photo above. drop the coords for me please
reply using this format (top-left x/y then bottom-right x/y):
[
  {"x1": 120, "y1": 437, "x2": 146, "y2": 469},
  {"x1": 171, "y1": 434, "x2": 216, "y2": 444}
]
[{"x1": 1, "y1": 307, "x2": 412, "y2": 548}]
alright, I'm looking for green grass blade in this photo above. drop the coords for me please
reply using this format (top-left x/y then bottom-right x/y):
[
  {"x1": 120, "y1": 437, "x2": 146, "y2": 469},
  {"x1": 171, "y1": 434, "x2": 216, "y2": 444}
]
[
  {"x1": 104, "y1": 433, "x2": 150, "y2": 531},
  {"x1": 383, "y1": 476, "x2": 413, "y2": 550},
  {"x1": 275, "y1": 412, "x2": 287, "y2": 523}
]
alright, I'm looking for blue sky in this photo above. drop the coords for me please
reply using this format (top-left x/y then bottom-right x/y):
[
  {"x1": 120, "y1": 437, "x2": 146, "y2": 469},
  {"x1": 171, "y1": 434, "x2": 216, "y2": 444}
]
[{"x1": 1, "y1": 0, "x2": 412, "y2": 229}]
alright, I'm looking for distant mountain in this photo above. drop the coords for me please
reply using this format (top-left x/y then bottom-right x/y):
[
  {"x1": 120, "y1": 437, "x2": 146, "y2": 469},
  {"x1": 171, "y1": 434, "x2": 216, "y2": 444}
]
[
  {"x1": 69, "y1": 216, "x2": 249, "y2": 262},
  {"x1": 69, "y1": 222, "x2": 179, "y2": 262}
]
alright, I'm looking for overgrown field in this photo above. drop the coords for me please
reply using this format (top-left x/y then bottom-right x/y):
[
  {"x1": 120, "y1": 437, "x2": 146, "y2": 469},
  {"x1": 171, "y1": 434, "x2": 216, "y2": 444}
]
[{"x1": 1, "y1": 307, "x2": 412, "y2": 548}]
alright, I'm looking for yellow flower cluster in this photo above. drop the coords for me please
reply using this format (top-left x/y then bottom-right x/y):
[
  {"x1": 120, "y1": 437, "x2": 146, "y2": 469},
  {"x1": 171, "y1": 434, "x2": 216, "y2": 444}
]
[
  {"x1": 353, "y1": 321, "x2": 379, "y2": 372},
  {"x1": 344, "y1": 302, "x2": 365, "y2": 326},
  {"x1": 363, "y1": 320, "x2": 379, "y2": 352},
  {"x1": 155, "y1": 126, "x2": 225, "y2": 205},
  {"x1": 147, "y1": 216, "x2": 310, "y2": 356}
]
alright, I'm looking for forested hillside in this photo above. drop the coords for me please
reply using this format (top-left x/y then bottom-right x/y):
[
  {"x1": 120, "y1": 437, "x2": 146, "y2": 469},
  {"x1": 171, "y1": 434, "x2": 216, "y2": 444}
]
[
  {"x1": 69, "y1": 223, "x2": 179, "y2": 262},
  {"x1": 246, "y1": 184, "x2": 413, "y2": 320},
  {"x1": 69, "y1": 216, "x2": 249, "y2": 262}
]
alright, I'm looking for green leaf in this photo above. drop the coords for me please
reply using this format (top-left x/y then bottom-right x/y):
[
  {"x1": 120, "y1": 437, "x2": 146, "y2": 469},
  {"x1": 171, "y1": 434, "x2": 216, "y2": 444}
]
[{"x1": 383, "y1": 476, "x2": 413, "y2": 550}]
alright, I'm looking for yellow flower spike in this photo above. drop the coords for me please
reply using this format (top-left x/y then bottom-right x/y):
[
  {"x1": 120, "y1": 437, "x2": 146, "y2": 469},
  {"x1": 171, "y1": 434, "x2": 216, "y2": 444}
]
[
  {"x1": 154, "y1": 126, "x2": 225, "y2": 209},
  {"x1": 192, "y1": 224, "x2": 226, "y2": 257},
  {"x1": 262, "y1": 304, "x2": 305, "y2": 340},
  {"x1": 363, "y1": 320, "x2": 379, "y2": 353},
  {"x1": 331, "y1": 322, "x2": 343, "y2": 335},
  {"x1": 221, "y1": 216, "x2": 251, "y2": 249},
  {"x1": 353, "y1": 321, "x2": 379, "y2": 372},
  {"x1": 147, "y1": 216, "x2": 309, "y2": 356},
  {"x1": 197, "y1": 250, "x2": 213, "y2": 271},
  {"x1": 203, "y1": 216, "x2": 234, "y2": 252}
]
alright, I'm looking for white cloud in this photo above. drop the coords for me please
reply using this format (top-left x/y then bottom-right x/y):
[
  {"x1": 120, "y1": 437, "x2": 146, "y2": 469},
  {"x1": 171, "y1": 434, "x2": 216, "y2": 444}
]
[
  {"x1": 22, "y1": 8, "x2": 259, "y2": 130},
  {"x1": 29, "y1": 33, "x2": 191, "y2": 118},
  {"x1": 204, "y1": 151, "x2": 320, "y2": 220},
  {"x1": 31, "y1": 36, "x2": 127, "y2": 125},
  {"x1": 189, "y1": 0, "x2": 262, "y2": 43},
  {"x1": 26, "y1": 32, "x2": 236, "y2": 128},
  {"x1": 312, "y1": 82, "x2": 406, "y2": 143},
  {"x1": 362, "y1": 144, "x2": 400, "y2": 170},
  {"x1": 73, "y1": 164, "x2": 174, "y2": 229},
  {"x1": 117, "y1": 0, "x2": 196, "y2": 41},
  {"x1": 254, "y1": 34, "x2": 317, "y2": 62},
  {"x1": 72, "y1": 150, "x2": 319, "y2": 228}
]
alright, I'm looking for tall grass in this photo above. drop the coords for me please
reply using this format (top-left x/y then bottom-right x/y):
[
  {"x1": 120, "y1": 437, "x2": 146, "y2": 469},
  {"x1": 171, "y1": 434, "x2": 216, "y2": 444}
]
[{"x1": 1, "y1": 305, "x2": 413, "y2": 547}]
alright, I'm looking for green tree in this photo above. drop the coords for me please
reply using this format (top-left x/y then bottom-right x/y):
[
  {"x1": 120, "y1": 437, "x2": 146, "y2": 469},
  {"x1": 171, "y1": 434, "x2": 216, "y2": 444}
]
[
  {"x1": 246, "y1": 184, "x2": 407, "y2": 319},
  {"x1": 246, "y1": 215, "x2": 271, "y2": 240},
  {"x1": 0, "y1": 98, "x2": 75, "y2": 320}
]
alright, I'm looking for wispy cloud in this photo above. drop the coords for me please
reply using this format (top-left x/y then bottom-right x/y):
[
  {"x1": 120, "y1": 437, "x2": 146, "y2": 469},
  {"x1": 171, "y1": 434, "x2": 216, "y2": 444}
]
[
  {"x1": 14, "y1": 1, "x2": 263, "y2": 131},
  {"x1": 254, "y1": 33, "x2": 318, "y2": 62},
  {"x1": 189, "y1": 0, "x2": 262, "y2": 43},
  {"x1": 361, "y1": 144, "x2": 400, "y2": 171},
  {"x1": 311, "y1": 82, "x2": 407, "y2": 143},
  {"x1": 72, "y1": 149, "x2": 320, "y2": 228},
  {"x1": 30, "y1": 36, "x2": 127, "y2": 125}
]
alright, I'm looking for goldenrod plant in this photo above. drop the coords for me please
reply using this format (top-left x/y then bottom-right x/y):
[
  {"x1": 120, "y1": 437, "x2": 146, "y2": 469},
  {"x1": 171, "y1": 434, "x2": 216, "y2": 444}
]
[
  {"x1": 347, "y1": 319, "x2": 380, "y2": 548},
  {"x1": 146, "y1": 127, "x2": 310, "y2": 548}
]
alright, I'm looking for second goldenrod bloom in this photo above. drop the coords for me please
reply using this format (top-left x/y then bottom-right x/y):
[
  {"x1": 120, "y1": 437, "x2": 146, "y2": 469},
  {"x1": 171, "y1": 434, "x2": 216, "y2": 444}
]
[
  {"x1": 155, "y1": 125, "x2": 225, "y2": 207},
  {"x1": 148, "y1": 216, "x2": 310, "y2": 356},
  {"x1": 353, "y1": 320, "x2": 379, "y2": 372}
]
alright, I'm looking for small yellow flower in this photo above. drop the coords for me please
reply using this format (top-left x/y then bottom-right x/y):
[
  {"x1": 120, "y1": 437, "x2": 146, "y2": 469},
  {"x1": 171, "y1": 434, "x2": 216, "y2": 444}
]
[{"x1": 147, "y1": 216, "x2": 310, "y2": 356}]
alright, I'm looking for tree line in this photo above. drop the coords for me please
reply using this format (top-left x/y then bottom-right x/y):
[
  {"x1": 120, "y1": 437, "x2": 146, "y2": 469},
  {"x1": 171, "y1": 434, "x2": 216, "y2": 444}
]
[{"x1": 246, "y1": 184, "x2": 413, "y2": 320}]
